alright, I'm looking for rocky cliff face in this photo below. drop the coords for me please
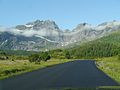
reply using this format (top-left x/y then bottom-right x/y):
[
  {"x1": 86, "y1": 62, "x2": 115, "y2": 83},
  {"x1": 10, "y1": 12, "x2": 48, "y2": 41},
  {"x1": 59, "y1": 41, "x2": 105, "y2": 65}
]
[{"x1": 0, "y1": 20, "x2": 120, "y2": 51}]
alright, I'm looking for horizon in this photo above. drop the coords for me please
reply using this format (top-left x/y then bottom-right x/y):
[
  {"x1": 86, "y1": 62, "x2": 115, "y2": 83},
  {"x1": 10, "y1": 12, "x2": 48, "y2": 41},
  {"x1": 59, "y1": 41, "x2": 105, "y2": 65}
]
[{"x1": 0, "y1": 0, "x2": 120, "y2": 29}]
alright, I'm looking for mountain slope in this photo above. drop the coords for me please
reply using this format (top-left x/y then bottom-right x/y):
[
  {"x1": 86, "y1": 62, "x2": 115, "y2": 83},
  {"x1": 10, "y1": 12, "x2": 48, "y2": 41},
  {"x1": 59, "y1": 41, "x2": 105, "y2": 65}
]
[
  {"x1": 68, "y1": 31, "x2": 120, "y2": 59},
  {"x1": 0, "y1": 32, "x2": 58, "y2": 51}
]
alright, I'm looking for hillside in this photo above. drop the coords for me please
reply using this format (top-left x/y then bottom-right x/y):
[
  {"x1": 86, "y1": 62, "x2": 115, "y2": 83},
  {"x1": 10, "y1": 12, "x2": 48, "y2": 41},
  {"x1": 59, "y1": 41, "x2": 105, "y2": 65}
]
[{"x1": 66, "y1": 31, "x2": 120, "y2": 59}]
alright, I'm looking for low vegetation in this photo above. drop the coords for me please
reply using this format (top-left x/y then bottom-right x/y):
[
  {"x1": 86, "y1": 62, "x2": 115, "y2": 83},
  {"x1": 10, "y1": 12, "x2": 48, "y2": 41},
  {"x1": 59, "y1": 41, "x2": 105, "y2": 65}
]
[
  {"x1": 0, "y1": 58, "x2": 72, "y2": 79},
  {"x1": 0, "y1": 49, "x2": 74, "y2": 79},
  {"x1": 63, "y1": 86, "x2": 120, "y2": 90},
  {"x1": 0, "y1": 50, "x2": 38, "y2": 56},
  {"x1": 29, "y1": 52, "x2": 51, "y2": 63},
  {"x1": 96, "y1": 56, "x2": 120, "y2": 83}
]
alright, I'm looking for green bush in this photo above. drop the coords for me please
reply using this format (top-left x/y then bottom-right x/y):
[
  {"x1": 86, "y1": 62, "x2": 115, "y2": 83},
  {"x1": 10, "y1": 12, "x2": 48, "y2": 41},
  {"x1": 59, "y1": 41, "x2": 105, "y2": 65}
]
[
  {"x1": 49, "y1": 49, "x2": 64, "y2": 59},
  {"x1": 0, "y1": 51, "x2": 9, "y2": 60},
  {"x1": 3, "y1": 69, "x2": 25, "y2": 75},
  {"x1": 29, "y1": 54, "x2": 41, "y2": 62},
  {"x1": 29, "y1": 52, "x2": 51, "y2": 63},
  {"x1": 64, "y1": 51, "x2": 71, "y2": 59},
  {"x1": 40, "y1": 52, "x2": 51, "y2": 61}
]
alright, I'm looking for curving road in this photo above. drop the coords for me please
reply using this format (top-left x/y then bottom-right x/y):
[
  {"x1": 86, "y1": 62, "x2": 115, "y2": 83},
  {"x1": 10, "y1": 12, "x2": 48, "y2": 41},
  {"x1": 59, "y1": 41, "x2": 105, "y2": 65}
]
[{"x1": 0, "y1": 60, "x2": 119, "y2": 90}]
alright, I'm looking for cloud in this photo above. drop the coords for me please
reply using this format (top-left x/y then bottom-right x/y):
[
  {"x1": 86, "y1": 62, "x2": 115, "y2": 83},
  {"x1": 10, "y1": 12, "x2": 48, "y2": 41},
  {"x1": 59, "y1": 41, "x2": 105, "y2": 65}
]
[{"x1": 0, "y1": 27, "x2": 48, "y2": 37}]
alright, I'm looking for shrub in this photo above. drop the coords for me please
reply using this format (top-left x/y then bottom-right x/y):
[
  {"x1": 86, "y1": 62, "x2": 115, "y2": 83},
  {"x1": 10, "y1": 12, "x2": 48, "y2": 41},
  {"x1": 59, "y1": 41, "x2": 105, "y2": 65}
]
[
  {"x1": 3, "y1": 69, "x2": 25, "y2": 75},
  {"x1": 29, "y1": 54, "x2": 41, "y2": 63},
  {"x1": 40, "y1": 52, "x2": 51, "y2": 61},
  {"x1": 29, "y1": 52, "x2": 51, "y2": 63},
  {"x1": 64, "y1": 51, "x2": 71, "y2": 59},
  {"x1": 4, "y1": 70, "x2": 11, "y2": 75}
]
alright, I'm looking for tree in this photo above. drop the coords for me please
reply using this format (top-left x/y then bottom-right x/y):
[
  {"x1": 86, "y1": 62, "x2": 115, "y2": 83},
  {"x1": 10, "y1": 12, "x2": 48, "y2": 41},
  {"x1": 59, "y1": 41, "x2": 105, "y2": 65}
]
[
  {"x1": 64, "y1": 51, "x2": 71, "y2": 59},
  {"x1": 29, "y1": 54, "x2": 41, "y2": 63},
  {"x1": 40, "y1": 52, "x2": 51, "y2": 61},
  {"x1": 29, "y1": 52, "x2": 51, "y2": 63}
]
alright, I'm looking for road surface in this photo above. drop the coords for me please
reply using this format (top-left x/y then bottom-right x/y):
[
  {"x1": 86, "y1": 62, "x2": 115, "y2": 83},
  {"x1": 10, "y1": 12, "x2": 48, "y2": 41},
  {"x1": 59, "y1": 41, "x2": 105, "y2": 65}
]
[{"x1": 0, "y1": 60, "x2": 119, "y2": 90}]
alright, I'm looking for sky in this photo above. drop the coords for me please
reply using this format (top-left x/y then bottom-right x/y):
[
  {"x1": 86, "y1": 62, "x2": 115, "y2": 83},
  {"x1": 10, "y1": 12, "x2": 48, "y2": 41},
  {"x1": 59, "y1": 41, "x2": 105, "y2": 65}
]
[{"x1": 0, "y1": 0, "x2": 120, "y2": 30}]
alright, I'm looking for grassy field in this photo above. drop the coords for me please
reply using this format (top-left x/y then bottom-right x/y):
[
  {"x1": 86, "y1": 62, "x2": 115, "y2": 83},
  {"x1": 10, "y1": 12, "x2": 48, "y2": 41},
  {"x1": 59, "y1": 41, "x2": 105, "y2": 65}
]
[
  {"x1": 96, "y1": 56, "x2": 120, "y2": 84},
  {"x1": 0, "y1": 59, "x2": 72, "y2": 80}
]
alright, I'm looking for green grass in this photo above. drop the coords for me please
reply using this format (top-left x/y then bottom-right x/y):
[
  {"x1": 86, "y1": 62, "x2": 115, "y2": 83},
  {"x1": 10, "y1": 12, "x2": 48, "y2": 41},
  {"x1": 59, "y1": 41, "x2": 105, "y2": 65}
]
[
  {"x1": 0, "y1": 59, "x2": 72, "y2": 80},
  {"x1": 51, "y1": 87, "x2": 120, "y2": 90},
  {"x1": 96, "y1": 56, "x2": 120, "y2": 83}
]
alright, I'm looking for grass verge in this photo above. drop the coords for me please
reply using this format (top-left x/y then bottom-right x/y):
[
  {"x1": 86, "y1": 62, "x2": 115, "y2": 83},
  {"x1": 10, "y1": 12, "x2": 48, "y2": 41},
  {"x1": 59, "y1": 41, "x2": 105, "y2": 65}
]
[
  {"x1": 0, "y1": 59, "x2": 72, "y2": 80},
  {"x1": 96, "y1": 56, "x2": 120, "y2": 84},
  {"x1": 54, "y1": 87, "x2": 120, "y2": 90}
]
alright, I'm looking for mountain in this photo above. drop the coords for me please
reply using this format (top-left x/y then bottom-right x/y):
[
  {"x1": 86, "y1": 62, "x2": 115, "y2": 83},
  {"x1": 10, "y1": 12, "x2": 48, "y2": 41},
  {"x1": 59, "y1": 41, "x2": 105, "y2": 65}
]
[
  {"x1": 0, "y1": 20, "x2": 120, "y2": 51},
  {"x1": 16, "y1": 20, "x2": 60, "y2": 30}
]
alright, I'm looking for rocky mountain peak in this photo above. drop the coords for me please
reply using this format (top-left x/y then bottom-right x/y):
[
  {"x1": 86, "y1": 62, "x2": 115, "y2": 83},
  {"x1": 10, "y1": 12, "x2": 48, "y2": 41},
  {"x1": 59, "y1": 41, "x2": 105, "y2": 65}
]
[{"x1": 15, "y1": 20, "x2": 60, "y2": 30}]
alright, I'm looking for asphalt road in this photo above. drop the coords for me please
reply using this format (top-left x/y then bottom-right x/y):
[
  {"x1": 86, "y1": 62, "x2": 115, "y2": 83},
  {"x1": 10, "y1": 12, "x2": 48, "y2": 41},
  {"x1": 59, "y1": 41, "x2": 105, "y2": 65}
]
[{"x1": 0, "y1": 60, "x2": 119, "y2": 90}]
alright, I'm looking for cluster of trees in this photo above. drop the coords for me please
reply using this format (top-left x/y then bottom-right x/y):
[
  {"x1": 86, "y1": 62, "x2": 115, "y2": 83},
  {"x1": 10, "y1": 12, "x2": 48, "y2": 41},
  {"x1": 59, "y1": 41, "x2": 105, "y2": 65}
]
[
  {"x1": 28, "y1": 49, "x2": 72, "y2": 63},
  {"x1": 48, "y1": 49, "x2": 71, "y2": 59},
  {"x1": 68, "y1": 42, "x2": 120, "y2": 59},
  {"x1": 29, "y1": 52, "x2": 51, "y2": 63}
]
